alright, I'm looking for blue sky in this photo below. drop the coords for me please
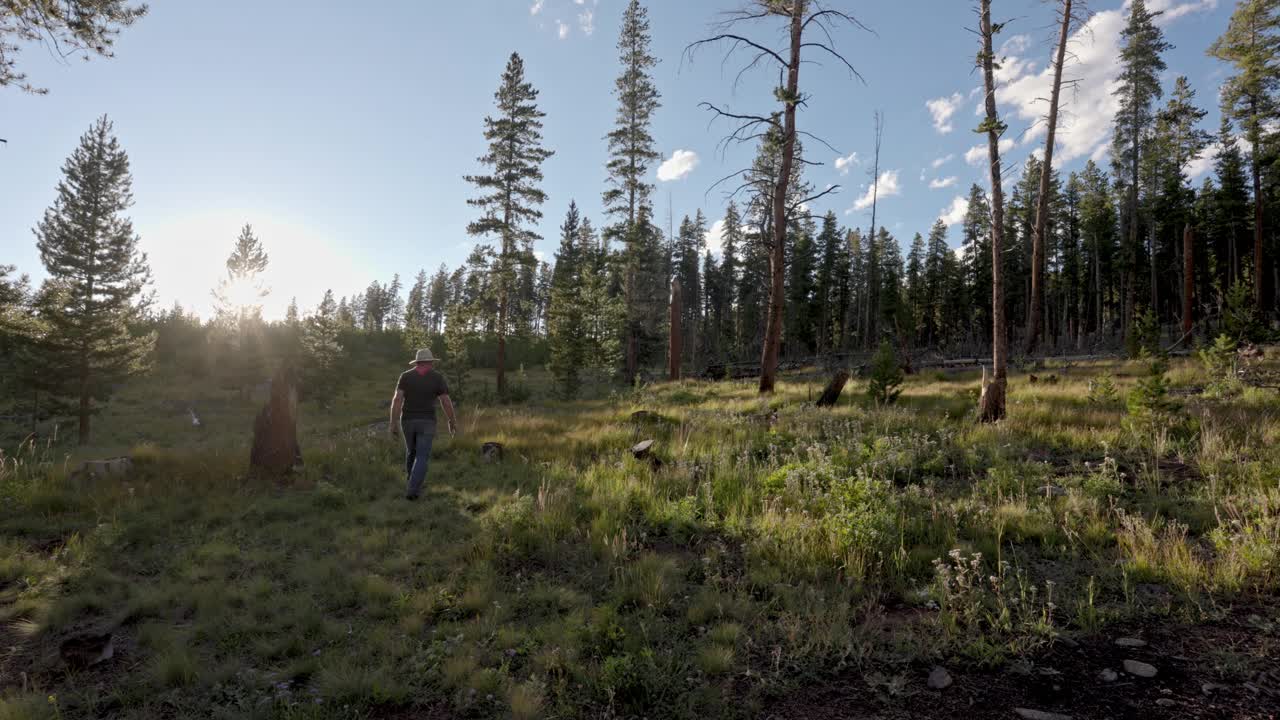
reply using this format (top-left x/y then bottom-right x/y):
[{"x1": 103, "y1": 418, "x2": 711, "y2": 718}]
[{"x1": 0, "y1": 0, "x2": 1234, "y2": 320}]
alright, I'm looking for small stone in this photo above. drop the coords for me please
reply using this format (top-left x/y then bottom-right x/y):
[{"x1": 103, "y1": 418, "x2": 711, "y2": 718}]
[
  {"x1": 1114, "y1": 637, "x2": 1148, "y2": 648},
  {"x1": 1156, "y1": 699, "x2": 1176, "y2": 708},
  {"x1": 1123, "y1": 659, "x2": 1157, "y2": 678},
  {"x1": 928, "y1": 666, "x2": 952, "y2": 690},
  {"x1": 1014, "y1": 709, "x2": 1072, "y2": 720},
  {"x1": 1098, "y1": 668, "x2": 1119, "y2": 683},
  {"x1": 1201, "y1": 682, "x2": 1228, "y2": 695}
]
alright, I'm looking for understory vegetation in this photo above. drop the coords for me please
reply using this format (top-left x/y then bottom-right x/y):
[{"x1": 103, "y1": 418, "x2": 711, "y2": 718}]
[{"x1": 2, "y1": 355, "x2": 1278, "y2": 719}]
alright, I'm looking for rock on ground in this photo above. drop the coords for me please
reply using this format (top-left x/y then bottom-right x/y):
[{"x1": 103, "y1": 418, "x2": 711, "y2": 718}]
[
  {"x1": 1123, "y1": 659, "x2": 1158, "y2": 678},
  {"x1": 927, "y1": 666, "x2": 953, "y2": 690}
]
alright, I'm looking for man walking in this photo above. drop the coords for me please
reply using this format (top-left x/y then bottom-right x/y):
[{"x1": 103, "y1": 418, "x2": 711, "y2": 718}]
[{"x1": 390, "y1": 348, "x2": 457, "y2": 499}]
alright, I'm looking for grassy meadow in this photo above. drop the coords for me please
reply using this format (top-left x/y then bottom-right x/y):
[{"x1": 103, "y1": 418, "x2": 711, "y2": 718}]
[{"x1": 2, "y1": 354, "x2": 1279, "y2": 719}]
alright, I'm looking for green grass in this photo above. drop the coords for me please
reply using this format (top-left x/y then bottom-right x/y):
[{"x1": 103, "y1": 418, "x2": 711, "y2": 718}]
[{"x1": 2, "y1": 354, "x2": 1279, "y2": 718}]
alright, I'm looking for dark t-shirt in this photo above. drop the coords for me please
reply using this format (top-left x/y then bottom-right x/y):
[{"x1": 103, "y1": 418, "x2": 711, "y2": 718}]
[{"x1": 397, "y1": 368, "x2": 450, "y2": 422}]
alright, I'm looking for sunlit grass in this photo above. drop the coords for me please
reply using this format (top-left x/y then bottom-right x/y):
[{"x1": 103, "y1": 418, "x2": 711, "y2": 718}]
[{"x1": 1, "y1": 353, "x2": 1278, "y2": 717}]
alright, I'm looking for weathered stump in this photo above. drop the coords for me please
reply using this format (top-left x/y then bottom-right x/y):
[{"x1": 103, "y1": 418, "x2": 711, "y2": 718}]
[
  {"x1": 630, "y1": 439, "x2": 662, "y2": 470},
  {"x1": 481, "y1": 442, "x2": 504, "y2": 463},
  {"x1": 815, "y1": 370, "x2": 851, "y2": 408},
  {"x1": 250, "y1": 365, "x2": 302, "y2": 477}
]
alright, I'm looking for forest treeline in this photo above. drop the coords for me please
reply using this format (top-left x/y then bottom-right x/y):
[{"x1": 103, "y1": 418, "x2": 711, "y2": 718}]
[{"x1": 1, "y1": 0, "x2": 1278, "y2": 442}]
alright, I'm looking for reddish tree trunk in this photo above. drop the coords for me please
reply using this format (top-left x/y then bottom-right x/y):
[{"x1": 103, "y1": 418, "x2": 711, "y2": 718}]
[
  {"x1": 758, "y1": 0, "x2": 803, "y2": 394},
  {"x1": 250, "y1": 365, "x2": 301, "y2": 478},
  {"x1": 1183, "y1": 223, "x2": 1195, "y2": 338}
]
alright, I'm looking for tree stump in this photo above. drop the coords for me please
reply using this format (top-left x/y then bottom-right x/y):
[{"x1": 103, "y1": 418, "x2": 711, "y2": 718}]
[
  {"x1": 815, "y1": 370, "x2": 850, "y2": 407},
  {"x1": 630, "y1": 439, "x2": 662, "y2": 470},
  {"x1": 481, "y1": 442, "x2": 504, "y2": 463},
  {"x1": 250, "y1": 365, "x2": 301, "y2": 477}
]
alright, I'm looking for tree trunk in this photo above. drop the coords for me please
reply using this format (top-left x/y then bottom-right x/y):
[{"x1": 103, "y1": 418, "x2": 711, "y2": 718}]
[
  {"x1": 1252, "y1": 118, "x2": 1264, "y2": 311},
  {"x1": 669, "y1": 278, "x2": 682, "y2": 381},
  {"x1": 1183, "y1": 223, "x2": 1194, "y2": 338},
  {"x1": 1025, "y1": 0, "x2": 1072, "y2": 355},
  {"x1": 250, "y1": 365, "x2": 301, "y2": 478},
  {"x1": 815, "y1": 369, "x2": 850, "y2": 407},
  {"x1": 758, "y1": 0, "x2": 803, "y2": 394},
  {"x1": 978, "y1": 0, "x2": 1008, "y2": 423},
  {"x1": 496, "y1": 293, "x2": 508, "y2": 396}
]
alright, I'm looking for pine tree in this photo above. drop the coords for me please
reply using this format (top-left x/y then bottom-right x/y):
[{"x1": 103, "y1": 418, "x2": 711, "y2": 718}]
[
  {"x1": 1214, "y1": 118, "x2": 1254, "y2": 288},
  {"x1": 924, "y1": 219, "x2": 951, "y2": 347},
  {"x1": 813, "y1": 211, "x2": 842, "y2": 353},
  {"x1": 962, "y1": 184, "x2": 993, "y2": 343},
  {"x1": 904, "y1": 232, "x2": 927, "y2": 345},
  {"x1": 1209, "y1": 0, "x2": 1280, "y2": 311},
  {"x1": 785, "y1": 215, "x2": 818, "y2": 355},
  {"x1": 34, "y1": 115, "x2": 154, "y2": 444},
  {"x1": 464, "y1": 52, "x2": 553, "y2": 397},
  {"x1": 212, "y1": 224, "x2": 269, "y2": 324},
  {"x1": 1079, "y1": 160, "x2": 1118, "y2": 337},
  {"x1": 1, "y1": 0, "x2": 147, "y2": 94},
  {"x1": 405, "y1": 269, "x2": 429, "y2": 332},
  {"x1": 428, "y1": 265, "x2": 450, "y2": 334},
  {"x1": 1112, "y1": 0, "x2": 1171, "y2": 335},
  {"x1": 301, "y1": 290, "x2": 344, "y2": 408},
  {"x1": 548, "y1": 203, "x2": 587, "y2": 398},
  {"x1": 604, "y1": 0, "x2": 662, "y2": 378},
  {"x1": 719, "y1": 201, "x2": 743, "y2": 356},
  {"x1": 672, "y1": 211, "x2": 706, "y2": 365}
]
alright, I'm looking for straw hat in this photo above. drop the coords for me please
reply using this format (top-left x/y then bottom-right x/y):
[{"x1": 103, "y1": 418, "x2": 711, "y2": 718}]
[{"x1": 409, "y1": 348, "x2": 437, "y2": 365}]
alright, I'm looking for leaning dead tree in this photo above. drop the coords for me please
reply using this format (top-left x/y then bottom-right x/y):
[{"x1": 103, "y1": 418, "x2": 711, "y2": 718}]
[
  {"x1": 977, "y1": 0, "x2": 1010, "y2": 423},
  {"x1": 686, "y1": 0, "x2": 867, "y2": 394},
  {"x1": 1026, "y1": 0, "x2": 1087, "y2": 354}
]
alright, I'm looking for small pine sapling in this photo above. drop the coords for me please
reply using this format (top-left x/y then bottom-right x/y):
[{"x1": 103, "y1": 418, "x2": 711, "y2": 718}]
[{"x1": 866, "y1": 341, "x2": 904, "y2": 407}]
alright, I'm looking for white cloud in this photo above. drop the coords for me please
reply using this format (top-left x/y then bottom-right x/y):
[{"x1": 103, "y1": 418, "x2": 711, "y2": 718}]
[
  {"x1": 1186, "y1": 146, "x2": 1218, "y2": 181},
  {"x1": 657, "y1": 149, "x2": 699, "y2": 182},
  {"x1": 834, "y1": 151, "x2": 859, "y2": 175},
  {"x1": 848, "y1": 170, "x2": 901, "y2": 213},
  {"x1": 1000, "y1": 34, "x2": 1032, "y2": 56},
  {"x1": 984, "y1": 0, "x2": 1217, "y2": 166},
  {"x1": 578, "y1": 7, "x2": 594, "y2": 35},
  {"x1": 964, "y1": 139, "x2": 1015, "y2": 166},
  {"x1": 939, "y1": 195, "x2": 970, "y2": 227},
  {"x1": 926, "y1": 92, "x2": 965, "y2": 134},
  {"x1": 557, "y1": 20, "x2": 570, "y2": 39},
  {"x1": 929, "y1": 176, "x2": 958, "y2": 189},
  {"x1": 530, "y1": 0, "x2": 544, "y2": 14},
  {"x1": 931, "y1": 154, "x2": 955, "y2": 169},
  {"x1": 705, "y1": 219, "x2": 726, "y2": 254},
  {"x1": 1151, "y1": 0, "x2": 1219, "y2": 22}
]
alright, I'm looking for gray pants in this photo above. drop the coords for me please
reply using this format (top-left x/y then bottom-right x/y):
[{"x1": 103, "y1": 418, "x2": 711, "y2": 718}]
[{"x1": 402, "y1": 418, "x2": 436, "y2": 498}]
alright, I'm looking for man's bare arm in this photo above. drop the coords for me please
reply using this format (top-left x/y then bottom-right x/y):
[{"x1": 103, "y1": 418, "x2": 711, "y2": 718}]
[
  {"x1": 390, "y1": 388, "x2": 404, "y2": 433},
  {"x1": 439, "y1": 394, "x2": 457, "y2": 434}
]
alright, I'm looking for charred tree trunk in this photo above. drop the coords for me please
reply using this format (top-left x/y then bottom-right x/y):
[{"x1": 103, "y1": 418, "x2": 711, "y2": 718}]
[
  {"x1": 758, "y1": 0, "x2": 804, "y2": 394},
  {"x1": 1026, "y1": 0, "x2": 1072, "y2": 355},
  {"x1": 1183, "y1": 223, "x2": 1195, "y2": 338},
  {"x1": 816, "y1": 369, "x2": 850, "y2": 407},
  {"x1": 978, "y1": 0, "x2": 1008, "y2": 423},
  {"x1": 250, "y1": 365, "x2": 301, "y2": 478},
  {"x1": 669, "y1": 278, "x2": 682, "y2": 381}
]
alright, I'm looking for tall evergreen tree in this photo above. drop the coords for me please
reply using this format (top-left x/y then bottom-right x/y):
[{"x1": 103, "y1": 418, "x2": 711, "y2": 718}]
[
  {"x1": 464, "y1": 52, "x2": 553, "y2": 396},
  {"x1": 1209, "y1": 0, "x2": 1280, "y2": 311},
  {"x1": 672, "y1": 211, "x2": 706, "y2": 365},
  {"x1": 604, "y1": 0, "x2": 662, "y2": 378},
  {"x1": 405, "y1": 269, "x2": 429, "y2": 332},
  {"x1": 719, "y1": 201, "x2": 743, "y2": 356},
  {"x1": 904, "y1": 232, "x2": 927, "y2": 345},
  {"x1": 813, "y1": 211, "x2": 842, "y2": 352},
  {"x1": 548, "y1": 203, "x2": 587, "y2": 398},
  {"x1": 34, "y1": 115, "x2": 154, "y2": 444},
  {"x1": 962, "y1": 184, "x2": 993, "y2": 343},
  {"x1": 1112, "y1": 0, "x2": 1171, "y2": 333}
]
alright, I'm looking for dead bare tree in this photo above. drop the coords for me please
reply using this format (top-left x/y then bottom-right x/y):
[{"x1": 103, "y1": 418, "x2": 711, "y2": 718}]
[
  {"x1": 864, "y1": 111, "x2": 884, "y2": 348},
  {"x1": 1026, "y1": 0, "x2": 1087, "y2": 354},
  {"x1": 685, "y1": 0, "x2": 867, "y2": 394},
  {"x1": 977, "y1": 0, "x2": 1009, "y2": 423}
]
